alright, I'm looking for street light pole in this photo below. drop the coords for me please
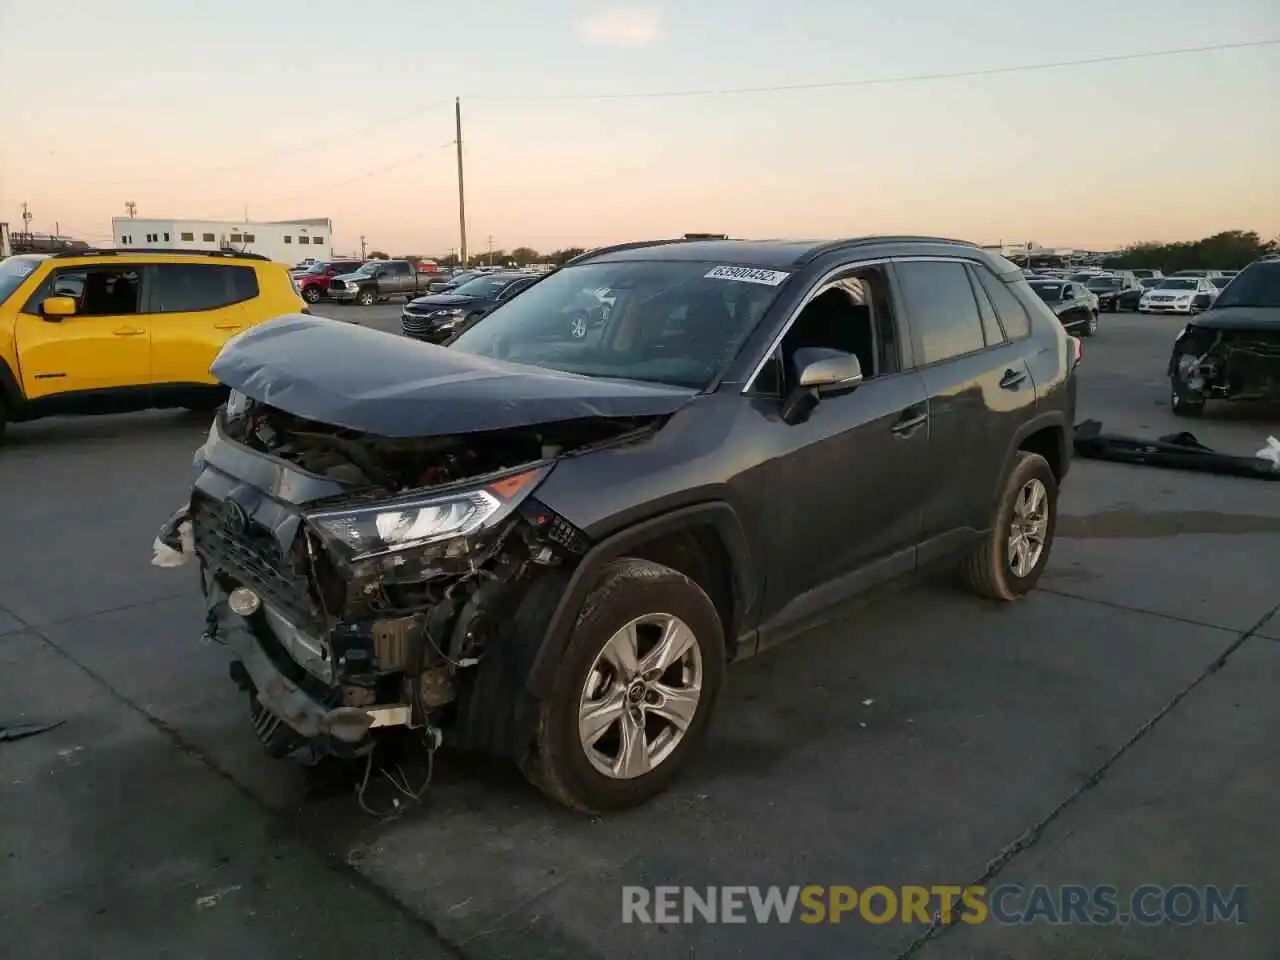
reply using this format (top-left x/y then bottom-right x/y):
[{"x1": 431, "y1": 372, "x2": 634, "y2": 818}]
[{"x1": 455, "y1": 97, "x2": 468, "y2": 266}]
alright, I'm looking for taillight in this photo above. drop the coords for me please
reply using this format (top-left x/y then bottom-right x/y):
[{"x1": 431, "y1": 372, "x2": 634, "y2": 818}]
[{"x1": 1070, "y1": 336, "x2": 1083, "y2": 366}]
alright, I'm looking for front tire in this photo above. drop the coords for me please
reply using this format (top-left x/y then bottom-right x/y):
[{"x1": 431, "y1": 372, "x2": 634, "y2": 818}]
[
  {"x1": 302, "y1": 285, "x2": 323, "y2": 304},
  {"x1": 523, "y1": 559, "x2": 726, "y2": 813},
  {"x1": 1171, "y1": 384, "x2": 1205, "y2": 418},
  {"x1": 957, "y1": 452, "x2": 1058, "y2": 602},
  {"x1": 357, "y1": 288, "x2": 376, "y2": 307}
]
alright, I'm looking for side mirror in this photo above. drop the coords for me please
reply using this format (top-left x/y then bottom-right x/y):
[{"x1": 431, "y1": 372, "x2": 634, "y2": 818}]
[
  {"x1": 781, "y1": 348, "x2": 863, "y2": 425},
  {"x1": 41, "y1": 296, "x2": 77, "y2": 321}
]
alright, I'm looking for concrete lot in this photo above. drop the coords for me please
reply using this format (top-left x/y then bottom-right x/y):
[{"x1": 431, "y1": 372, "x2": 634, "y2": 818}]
[{"x1": 1, "y1": 309, "x2": 1277, "y2": 960}]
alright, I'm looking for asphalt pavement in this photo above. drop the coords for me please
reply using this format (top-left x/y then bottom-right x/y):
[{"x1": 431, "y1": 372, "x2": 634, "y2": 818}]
[{"x1": 1, "y1": 308, "x2": 1277, "y2": 960}]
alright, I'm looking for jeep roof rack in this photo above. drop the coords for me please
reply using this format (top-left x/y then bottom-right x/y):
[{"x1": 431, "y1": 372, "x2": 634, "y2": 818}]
[{"x1": 50, "y1": 247, "x2": 272, "y2": 262}]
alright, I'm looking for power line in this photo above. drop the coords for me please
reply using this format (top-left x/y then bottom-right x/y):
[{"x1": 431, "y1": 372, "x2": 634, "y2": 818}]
[
  {"x1": 262, "y1": 141, "x2": 456, "y2": 213},
  {"x1": 465, "y1": 40, "x2": 1279, "y2": 102},
  {"x1": 81, "y1": 101, "x2": 454, "y2": 187}
]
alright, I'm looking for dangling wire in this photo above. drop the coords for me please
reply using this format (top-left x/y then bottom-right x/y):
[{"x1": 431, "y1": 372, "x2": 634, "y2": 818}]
[{"x1": 354, "y1": 733, "x2": 438, "y2": 819}]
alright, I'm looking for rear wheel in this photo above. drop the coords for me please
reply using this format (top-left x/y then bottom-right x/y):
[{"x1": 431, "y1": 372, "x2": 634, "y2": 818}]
[
  {"x1": 523, "y1": 559, "x2": 725, "y2": 813},
  {"x1": 957, "y1": 452, "x2": 1058, "y2": 602}
]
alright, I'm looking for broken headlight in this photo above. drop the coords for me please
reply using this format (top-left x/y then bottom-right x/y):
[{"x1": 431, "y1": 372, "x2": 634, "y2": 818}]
[{"x1": 305, "y1": 466, "x2": 547, "y2": 563}]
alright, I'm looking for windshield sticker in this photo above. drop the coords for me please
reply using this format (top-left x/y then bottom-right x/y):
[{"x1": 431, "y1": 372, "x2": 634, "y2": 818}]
[{"x1": 704, "y1": 265, "x2": 790, "y2": 286}]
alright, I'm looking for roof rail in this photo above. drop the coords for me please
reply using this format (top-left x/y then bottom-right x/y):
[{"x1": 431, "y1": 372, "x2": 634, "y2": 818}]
[
  {"x1": 796, "y1": 235, "x2": 979, "y2": 265},
  {"x1": 50, "y1": 247, "x2": 272, "y2": 262},
  {"x1": 565, "y1": 236, "x2": 736, "y2": 266}
]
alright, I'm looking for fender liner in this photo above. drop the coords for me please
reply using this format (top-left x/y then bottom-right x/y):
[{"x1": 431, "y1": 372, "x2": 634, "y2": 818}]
[
  {"x1": 524, "y1": 501, "x2": 757, "y2": 698},
  {"x1": 998, "y1": 410, "x2": 1071, "y2": 494}
]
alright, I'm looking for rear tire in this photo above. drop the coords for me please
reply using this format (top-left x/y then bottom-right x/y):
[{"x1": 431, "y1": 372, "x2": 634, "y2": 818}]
[
  {"x1": 522, "y1": 558, "x2": 726, "y2": 813},
  {"x1": 957, "y1": 452, "x2": 1058, "y2": 602}
]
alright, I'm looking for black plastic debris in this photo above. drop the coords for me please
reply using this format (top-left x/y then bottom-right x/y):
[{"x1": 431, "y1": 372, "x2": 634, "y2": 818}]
[
  {"x1": 0, "y1": 720, "x2": 65, "y2": 743},
  {"x1": 1073, "y1": 420, "x2": 1280, "y2": 480}
]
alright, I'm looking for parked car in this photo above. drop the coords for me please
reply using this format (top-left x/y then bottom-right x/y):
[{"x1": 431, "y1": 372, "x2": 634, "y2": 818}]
[
  {"x1": 401, "y1": 272, "x2": 541, "y2": 343},
  {"x1": 0, "y1": 248, "x2": 304, "y2": 439},
  {"x1": 1139, "y1": 275, "x2": 1167, "y2": 290},
  {"x1": 427, "y1": 269, "x2": 484, "y2": 294},
  {"x1": 292, "y1": 259, "x2": 366, "y2": 304},
  {"x1": 1208, "y1": 275, "x2": 1232, "y2": 293},
  {"x1": 328, "y1": 259, "x2": 436, "y2": 305},
  {"x1": 1139, "y1": 277, "x2": 1218, "y2": 314},
  {"x1": 1130, "y1": 269, "x2": 1164, "y2": 283},
  {"x1": 1026, "y1": 279, "x2": 1100, "y2": 336},
  {"x1": 167, "y1": 235, "x2": 1078, "y2": 812},
  {"x1": 1167, "y1": 257, "x2": 1280, "y2": 416},
  {"x1": 1170, "y1": 269, "x2": 1225, "y2": 278},
  {"x1": 1086, "y1": 274, "x2": 1144, "y2": 312}
]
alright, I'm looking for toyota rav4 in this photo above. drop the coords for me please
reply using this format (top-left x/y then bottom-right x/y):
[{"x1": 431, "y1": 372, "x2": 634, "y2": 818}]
[{"x1": 159, "y1": 236, "x2": 1077, "y2": 812}]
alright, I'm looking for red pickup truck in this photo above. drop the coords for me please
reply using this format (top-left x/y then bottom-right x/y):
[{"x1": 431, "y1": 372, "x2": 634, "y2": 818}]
[{"x1": 291, "y1": 259, "x2": 366, "y2": 304}]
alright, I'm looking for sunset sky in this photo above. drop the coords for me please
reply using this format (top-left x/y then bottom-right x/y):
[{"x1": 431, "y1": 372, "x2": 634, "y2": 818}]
[{"x1": 1, "y1": 0, "x2": 1277, "y2": 257}]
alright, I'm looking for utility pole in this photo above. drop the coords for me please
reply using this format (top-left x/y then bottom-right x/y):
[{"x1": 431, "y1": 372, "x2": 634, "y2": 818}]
[
  {"x1": 360, "y1": 235, "x2": 367, "y2": 259},
  {"x1": 55, "y1": 221, "x2": 60, "y2": 237},
  {"x1": 125, "y1": 201, "x2": 137, "y2": 218},
  {"x1": 455, "y1": 97, "x2": 468, "y2": 266},
  {"x1": 21, "y1": 202, "x2": 32, "y2": 237},
  {"x1": 488, "y1": 235, "x2": 493, "y2": 266}
]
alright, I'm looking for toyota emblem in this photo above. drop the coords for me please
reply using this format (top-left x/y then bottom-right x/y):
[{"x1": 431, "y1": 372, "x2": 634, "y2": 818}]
[{"x1": 220, "y1": 498, "x2": 250, "y2": 533}]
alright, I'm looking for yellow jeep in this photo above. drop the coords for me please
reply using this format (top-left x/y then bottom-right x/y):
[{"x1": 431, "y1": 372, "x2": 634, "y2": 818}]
[{"x1": 0, "y1": 248, "x2": 304, "y2": 438}]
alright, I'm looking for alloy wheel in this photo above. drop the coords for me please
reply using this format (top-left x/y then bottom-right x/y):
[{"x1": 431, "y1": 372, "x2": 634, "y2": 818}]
[
  {"x1": 569, "y1": 314, "x2": 589, "y2": 339},
  {"x1": 577, "y1": 613, "x2": 703, "y2": 780},
  {"x1": 1007, "y1": 478, "x2": 1049, "y2": 578}
]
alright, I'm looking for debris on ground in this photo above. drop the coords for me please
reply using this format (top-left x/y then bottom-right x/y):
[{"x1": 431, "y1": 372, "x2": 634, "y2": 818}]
[
  {"x1": 1073, "y1": 420, "x2": 1280, "y2": 480},
  {"x1": 0, "y1": 721, "x2": 65, "y2": 743}
]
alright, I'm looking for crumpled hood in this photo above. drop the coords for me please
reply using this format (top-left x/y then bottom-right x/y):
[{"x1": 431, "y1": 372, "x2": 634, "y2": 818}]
[
  {"x1": 1190, "y1": 305, "x2": 1280, "y2": 331},
  {"x1": 210, "y1": 314, "x2": 698, "y2": 438}
]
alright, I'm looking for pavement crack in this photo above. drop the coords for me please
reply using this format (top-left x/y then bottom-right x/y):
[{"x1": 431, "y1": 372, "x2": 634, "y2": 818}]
[
  {"x1": 893, "y1": 597, "x2": 1280, "y2": 960},
  {"x1": 1038, "y1": 586, "x2": 1247, "y2": 634},
  {"x1": 26, "y1": 626, "x2": 473, "y2": 960}
]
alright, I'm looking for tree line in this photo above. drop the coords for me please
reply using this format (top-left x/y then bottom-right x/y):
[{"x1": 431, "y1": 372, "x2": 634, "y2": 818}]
[{"x1": 1102, "y1": 230, "x2": 1277, "y2": 272}]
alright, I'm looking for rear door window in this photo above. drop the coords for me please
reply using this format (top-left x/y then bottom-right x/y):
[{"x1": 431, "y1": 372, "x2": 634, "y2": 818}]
[
  {"x1": 894, "y1": 260, "x2": 987, "y2": 364},
  {"x1": 150, "y1": 264, "x2": 259, "y2": 312}
]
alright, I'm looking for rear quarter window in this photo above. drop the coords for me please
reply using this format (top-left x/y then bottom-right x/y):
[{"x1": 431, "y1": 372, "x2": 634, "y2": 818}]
[{"x1": 974, "y1": 268, "x2": 1032, "y2": 340}]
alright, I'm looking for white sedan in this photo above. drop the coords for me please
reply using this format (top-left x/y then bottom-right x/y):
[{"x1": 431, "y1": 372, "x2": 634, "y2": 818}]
[{"x1": 1138, "y1": 277, "x2": 1219, "y2": 314}]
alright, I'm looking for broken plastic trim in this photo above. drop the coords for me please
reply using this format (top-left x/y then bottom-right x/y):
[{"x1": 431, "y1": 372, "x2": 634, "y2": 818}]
[{"x1": 1073, "y1": 420, "x2": 1280, "y2": 480}]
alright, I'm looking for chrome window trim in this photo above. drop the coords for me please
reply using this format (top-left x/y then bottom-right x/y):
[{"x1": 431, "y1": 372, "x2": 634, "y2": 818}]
[{"x1": 741, "y1": 253, "x2": 982, "y2": 393}]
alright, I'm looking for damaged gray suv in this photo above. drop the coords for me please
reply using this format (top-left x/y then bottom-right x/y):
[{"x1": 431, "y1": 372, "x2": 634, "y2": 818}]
[{"x1": 161, "y1": 236, "x2": 1077, "y2": 812}]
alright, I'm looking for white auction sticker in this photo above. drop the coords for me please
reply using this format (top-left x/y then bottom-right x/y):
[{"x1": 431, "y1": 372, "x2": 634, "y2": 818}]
[{"x1": 704, "y1": 265, "x2": 791, "y2": 286}]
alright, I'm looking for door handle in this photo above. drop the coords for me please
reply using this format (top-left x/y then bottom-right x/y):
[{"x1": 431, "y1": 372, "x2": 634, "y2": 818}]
[
  {"x1": 999, "y1": 368, "x2": 1028, "y2": 390},
  {"x1": 891, "y1": 411, "x2": 928, "y2": 436},
  {"x1": 113, "y1": 326, "x2": 146, "y2": 336}
]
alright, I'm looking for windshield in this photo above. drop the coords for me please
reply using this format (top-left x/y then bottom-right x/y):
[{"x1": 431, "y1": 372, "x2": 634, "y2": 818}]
[
  {"x1": 452, "y1": 275, "x2": 521, "y2": 297},
  {"x1": 1212, "y1": 261, "x2": 1280, "y2": 308},
  {"x1": 0, "y1": 256, "x2": 43, "y2": 306},
  {"x1": 449, "y1": 260, "x2": 785, "y2": 389},
  {"x1": 354, "y1": 262, "x2": 382, "y2": 274},
  {"x1": 1156, "y1": 279, "x2": 1198, "y2": 291},
  {"x1": 1028, "y1": 282, "x2": 1064, "y2": 300},
  {"x1": 1087, "y1": 277, "x2": 1122, "y2": 290}
]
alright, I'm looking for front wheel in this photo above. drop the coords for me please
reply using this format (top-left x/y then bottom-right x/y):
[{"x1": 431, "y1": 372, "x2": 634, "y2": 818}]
[
  {"x1": 1171, "y1": 384, "x2": 1205, "y2": 418},
  {"x1": 567, "y1": 311, "x2": 589, "y2": 339},
  {"x1": 301, "y1": 285, "x2": 323, "y2": 304},
  {"x1": 1082, "y1": 311, "x2": 1098, "y2": 337},
  {"x1": 357, "y1": 288, "x2": 377, "y2": 306},
  {"x1": 957, "y1": 451, "x2": 1058, "y2": 602},
  {"x1": 523, "y1": 559, "x2": 726, "y2": 813}
]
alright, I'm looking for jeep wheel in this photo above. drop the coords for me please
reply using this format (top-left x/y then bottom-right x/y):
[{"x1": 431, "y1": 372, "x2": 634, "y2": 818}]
[
  {"x1": 524, "y1": 559, "x2": 725, "y2": 812},
  {"x1": 302, "y1": 285, "x2": 322, "y2": 304},
  {"x1": 957, "y1": 451, "x2": 1058, "y2": 602},
  {"x1": 357, "y1": 288, "x2": 377, "y2": 306}
]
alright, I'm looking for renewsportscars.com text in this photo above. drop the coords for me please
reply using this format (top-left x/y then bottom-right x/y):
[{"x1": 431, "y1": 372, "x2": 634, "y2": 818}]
[{"x1": 621, "y1": 884, "x2": 1249, "y2": 926}]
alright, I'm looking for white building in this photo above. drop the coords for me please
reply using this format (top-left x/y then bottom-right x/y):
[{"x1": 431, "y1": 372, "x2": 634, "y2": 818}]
[{"x1": 111, "y1": 217, "x2": 333, "y2": 264}]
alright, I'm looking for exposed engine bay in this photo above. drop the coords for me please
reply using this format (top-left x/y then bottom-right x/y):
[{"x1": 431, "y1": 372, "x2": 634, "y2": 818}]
[
  {"x1": 1170, "y1": 325, "x2": 1280, "y2": 403},
  {"x1": 157, "y1": 399, "x2": 662, "y2": 777}
]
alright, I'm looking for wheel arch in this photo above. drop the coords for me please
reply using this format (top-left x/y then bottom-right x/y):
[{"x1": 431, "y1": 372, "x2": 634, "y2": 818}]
[
  {"x1": 525, "y1": 502, "x2": 758, "y2": 698},
  {"x1": 0, "y1": 355, "x2": 24, "y2": 412}
]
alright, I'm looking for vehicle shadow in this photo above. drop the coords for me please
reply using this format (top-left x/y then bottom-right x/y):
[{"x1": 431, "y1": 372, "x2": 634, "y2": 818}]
[{"x1": 1, "y1": 410, "x2": 211, "y2": 449}]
